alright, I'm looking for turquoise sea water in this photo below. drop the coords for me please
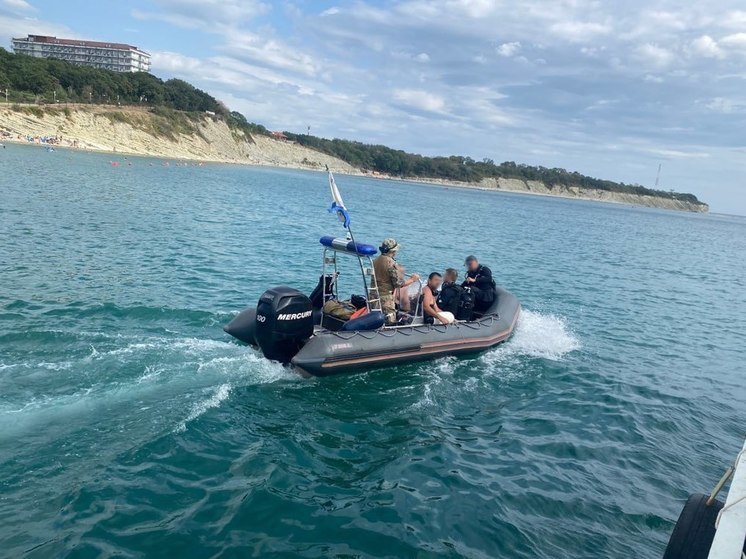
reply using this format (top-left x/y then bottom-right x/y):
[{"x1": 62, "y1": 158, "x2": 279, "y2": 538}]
[{"x1": 1, "y1": 143, "x2": 744, "y2": 558}]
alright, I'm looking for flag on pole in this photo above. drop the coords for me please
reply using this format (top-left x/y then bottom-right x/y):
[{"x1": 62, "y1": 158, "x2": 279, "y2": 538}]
[{"x1": 327, "y1": 168, "x2": 351, "y2": 228}]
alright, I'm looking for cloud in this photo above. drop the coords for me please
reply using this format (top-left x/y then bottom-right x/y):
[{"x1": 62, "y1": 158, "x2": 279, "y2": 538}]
[
  {"x1": 690, "y1": 35, "x2": 724, "y2": 59},
  {"x1": 221, "y1": 30, "x2": 320, "y2": 76},
  {"x1": 704, "y1": 97, "x2": 746, "y2": 114},
  {"x1": 2, "y1": 0, "x2": 34, "y2": 11},
  {"x1": 549, "y1": 21, "x2": 612, "y2": 42},
  {"x1": 133, "y1": 0, "x2": 318, "y2": 77},
  {"x1": 637, "y1": 43, "x2": 674, "y2": 68},
  {"x1": 497, "y1": 41, "x2": 521, "y2": 57},
  {"x1": 393, "y1": 89, "x2": 446, "y2": 113},
  {"x1": 649, "y1": 148, "x2": 711, "y2": 159},
  {"x1": 0, "y1": 13, "x2": 75, "y2": 46},
  {"x1": 12, "y1": 0, "x2": 746, "y2": 211},
  {"x1": 720, "y1": 32, "x2": 746, "y2": 50},
  {"x1": 132, "y1": 0, "x2": 269, "y2": 29},
  {"x1": 721, "y1": 10, "x2": 746, "y2": 29}
]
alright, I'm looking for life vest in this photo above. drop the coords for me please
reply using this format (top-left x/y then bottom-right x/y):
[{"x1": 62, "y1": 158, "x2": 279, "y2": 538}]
[
  {"x1": 350, "y1": 306, "x2": 368, "y2": 320},
  {"x1": 437, "y1": 283, "x2": 462, "y2": 316}
]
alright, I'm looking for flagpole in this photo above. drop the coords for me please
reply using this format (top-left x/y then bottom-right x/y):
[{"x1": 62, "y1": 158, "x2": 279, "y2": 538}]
[{"x1": 326, "y1": 167, "x2": 379, "y2": 312}]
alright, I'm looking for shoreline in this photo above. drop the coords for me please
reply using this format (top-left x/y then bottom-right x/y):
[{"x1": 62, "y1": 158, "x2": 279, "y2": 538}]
[
  {"x1": 2, "y1": 136, "x2": 708, "y2": 213},
  {"x1": 388, "y1": 175, "x2": 706, "y2": 212},
  {"x1": 0, "y1": 105, "x2": 707, "y2": 213}
]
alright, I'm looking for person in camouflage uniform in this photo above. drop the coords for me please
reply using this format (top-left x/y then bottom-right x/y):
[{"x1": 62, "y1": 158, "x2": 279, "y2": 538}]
[{"x1": 373, "y1": 238, "x2": 420, "y2": 325}]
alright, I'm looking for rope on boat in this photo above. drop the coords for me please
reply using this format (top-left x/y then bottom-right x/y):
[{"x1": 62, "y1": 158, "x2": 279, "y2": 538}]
[
  {"x1": 713, "y1": 446, "x2": 746, "y2": 530},
  {"x1": 714, "y1": 493, "x2": 746, "y2": 528},
  {"x1": 707, "y1": 466, "x2": 734, "y2": 506}
]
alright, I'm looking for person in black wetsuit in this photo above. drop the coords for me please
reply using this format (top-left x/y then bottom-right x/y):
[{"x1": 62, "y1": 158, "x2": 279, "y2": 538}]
[
  {"x1": 436, "y1": 268, "x2": 461, "y2": 317},
  {"x1": 462, "y1": 255, "x2": 496, "y2": 312}
]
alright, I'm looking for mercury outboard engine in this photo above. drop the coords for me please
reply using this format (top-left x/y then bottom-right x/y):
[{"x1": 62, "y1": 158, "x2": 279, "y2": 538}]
[{"x1": 255, "y1": 286, "x2": 314, "y2": 363}]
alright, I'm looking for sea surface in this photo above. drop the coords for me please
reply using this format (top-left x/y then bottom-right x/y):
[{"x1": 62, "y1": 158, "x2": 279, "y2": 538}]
[{"x1": 1, "y1": 143, "x2": 744, "y2": 558}]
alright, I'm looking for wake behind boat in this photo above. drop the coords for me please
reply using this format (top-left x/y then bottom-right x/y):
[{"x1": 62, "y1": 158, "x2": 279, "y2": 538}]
[{"x1": 224, "y1": 171, "x2": 521, "y2": 376}]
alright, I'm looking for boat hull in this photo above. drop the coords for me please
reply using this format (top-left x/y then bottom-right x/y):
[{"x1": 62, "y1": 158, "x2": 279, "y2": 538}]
[{"x1": 292, "y1": 287, "x2": 521, "y2": 376}]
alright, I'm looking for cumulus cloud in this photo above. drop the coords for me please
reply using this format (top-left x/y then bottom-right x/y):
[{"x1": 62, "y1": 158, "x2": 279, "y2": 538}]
[
  {"x1": 222, "y1": 30, "x2": 320, "y2": 76},
  {"x1": 637, "y1": 43, "x2": 674, "y2": 68},
  {"x1": 7, "y1": 0, "x2": 746, "y2": 209},
  {"x1": 129, "y1": 0, "x2": 746, "y2": 209},
  {"x1": 393, "y1": 89, "x2": 446, "y2": 113},
  {"x1": 720, "y1": 32, "x2": 746, "y2": 50},
  {"x1": 690, "y1": 35, "x2": 724, "y2": 59},
  {"x1": 721, "y1": 10, "x2": 746, "y2": 29},
  {"x1": 497, "y1": 41, "x2": 521, "y2": 57},
  {"x1": 549, "y1": 21, "x2": 611, "y2": 42}
]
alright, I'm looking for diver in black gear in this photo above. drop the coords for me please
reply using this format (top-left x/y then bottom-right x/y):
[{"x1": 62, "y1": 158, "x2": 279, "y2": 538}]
[
  {"x1": 462, "y1": 255, "x2": 496, "y2": 312},
  {"x1": 436, "y1": 268, "x2": 461, "y2": 316}
]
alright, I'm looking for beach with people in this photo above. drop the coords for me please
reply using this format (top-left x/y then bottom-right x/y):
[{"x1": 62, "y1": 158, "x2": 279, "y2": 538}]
[{"x1": 1, "y1": 104, "x2": 707, "y2": 212}]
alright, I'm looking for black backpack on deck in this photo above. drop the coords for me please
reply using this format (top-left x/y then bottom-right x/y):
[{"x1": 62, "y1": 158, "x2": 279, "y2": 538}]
[{"x1": 456, "y1": 287, "x2": 476, "y2": 321}]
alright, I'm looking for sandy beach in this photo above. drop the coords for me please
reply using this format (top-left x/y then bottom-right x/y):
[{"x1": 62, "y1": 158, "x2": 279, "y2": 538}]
[{"x1": 0, "y1": 104, "x2": 707, "y2": 212}]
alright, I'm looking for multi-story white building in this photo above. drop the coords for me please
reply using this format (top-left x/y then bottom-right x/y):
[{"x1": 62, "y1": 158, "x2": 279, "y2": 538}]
[{"x1": 11, "y1": 35, "x2": 151, "y2": 73}]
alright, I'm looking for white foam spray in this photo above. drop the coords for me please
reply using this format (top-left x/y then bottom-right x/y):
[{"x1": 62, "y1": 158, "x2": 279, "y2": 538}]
[
  {"x1": 411, "y1": 309, "x2": 581, "y2": 409},
  {"x1": 175, "y1": 383, "x2": 232, "y2": 433},
  {"x1": 482, "y1": 308, "x2": 581, "y2": 365}
]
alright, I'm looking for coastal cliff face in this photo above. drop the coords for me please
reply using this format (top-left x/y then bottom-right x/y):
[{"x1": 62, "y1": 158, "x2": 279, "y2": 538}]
[
  {"x1": 478, "y1": 177, "x2": 709, "y2": 213},
  {"x1": 1, "y1": 106, "x2": 708, "y2": 213},
  {"x1": 0, "y1": 106, "x2": 355, "y2": 173}
]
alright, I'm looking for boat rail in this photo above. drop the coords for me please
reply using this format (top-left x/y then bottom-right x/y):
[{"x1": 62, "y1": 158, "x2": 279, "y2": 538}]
[{"x1": 708, "y1": 436, "x2": 746, "y2": 558}]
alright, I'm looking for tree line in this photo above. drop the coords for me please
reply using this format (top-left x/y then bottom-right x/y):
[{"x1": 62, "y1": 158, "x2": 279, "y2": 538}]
[
  {"x1": 0, "y1": 48, "x2": 702, "y2": 205},
  {"x1": 0, "y1": 47, "x2": 268, "y2": 138},
  {"x1": 283, "y1": 134, "x2": 704, "y2": 205},
  {"x1": 0, "y1": 47, "x2": 222, "y2": 112}
]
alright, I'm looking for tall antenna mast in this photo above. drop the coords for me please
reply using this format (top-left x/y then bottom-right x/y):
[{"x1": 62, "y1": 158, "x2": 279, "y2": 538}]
[{"x1": 654, "y1": 163, "x2": 662, "y2": 188}]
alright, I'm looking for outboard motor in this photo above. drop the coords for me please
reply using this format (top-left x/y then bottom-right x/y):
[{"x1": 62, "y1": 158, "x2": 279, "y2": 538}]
[{"x1": 255, "y1": 286, "x2": 314, "y2": 363}]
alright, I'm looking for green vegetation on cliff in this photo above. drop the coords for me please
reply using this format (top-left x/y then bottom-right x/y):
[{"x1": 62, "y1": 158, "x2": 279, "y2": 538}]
[
  {"x1": 0, "y1": 47, "x2": 263, "y2": 139},
  {"x1": 0, "y1": 47, "x2": 704, "y2": 206},
  {"x1": 283, "y1": 133, "x2": 704, "y2": 206}
]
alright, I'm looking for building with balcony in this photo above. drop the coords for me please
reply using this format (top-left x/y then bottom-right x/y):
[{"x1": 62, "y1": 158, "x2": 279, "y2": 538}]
[{"x1": 11, "y1": 35, "x2": 151, "y2": 73}]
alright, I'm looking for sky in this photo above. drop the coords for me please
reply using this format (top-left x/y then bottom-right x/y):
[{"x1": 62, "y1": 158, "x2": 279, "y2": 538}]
[{"x1": 1, "y1": 0, "x2": 745, "y2": 213}]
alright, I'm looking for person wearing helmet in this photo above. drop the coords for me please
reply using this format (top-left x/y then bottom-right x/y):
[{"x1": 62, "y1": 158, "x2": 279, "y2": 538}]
[
  {"x1": 373, "y1": 238, "x2": 420, "y2": 325},
  {"x1": 462, "y1": 255, "x2": 496, "y2": 312}
]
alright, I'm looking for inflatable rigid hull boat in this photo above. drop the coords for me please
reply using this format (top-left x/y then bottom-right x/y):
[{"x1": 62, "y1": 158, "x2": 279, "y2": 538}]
[
  {"x1": 224, "y1": 171, "x2": 521, "y2": 377},
  {"x1": 224, "y1": 287, "x2": 520, "y2": 377},
  {"x1": 291, "y1": 287, "x2": 520, "y2": 376}
]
